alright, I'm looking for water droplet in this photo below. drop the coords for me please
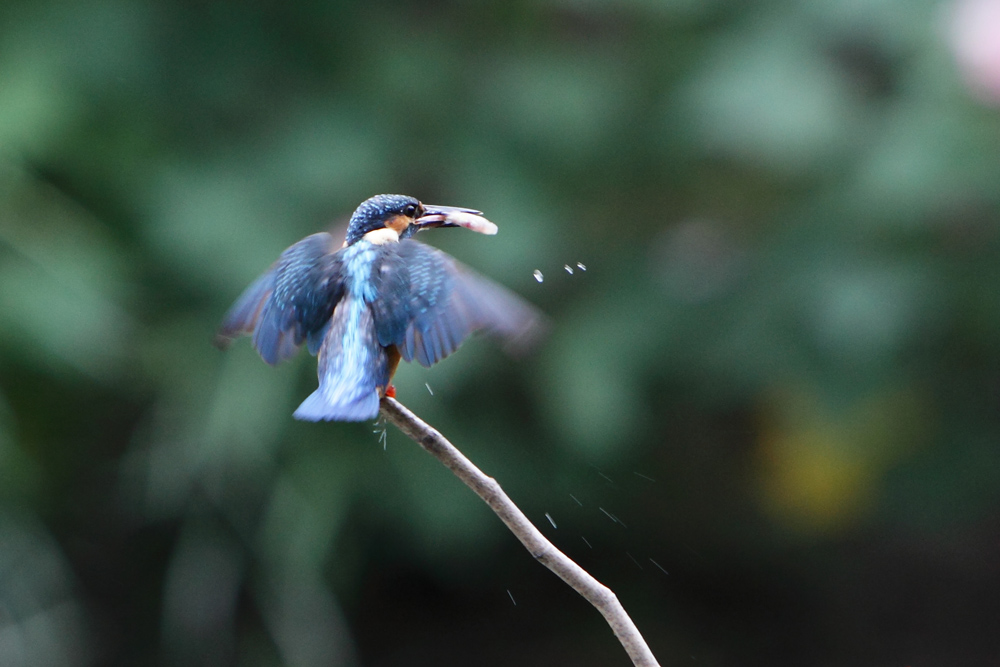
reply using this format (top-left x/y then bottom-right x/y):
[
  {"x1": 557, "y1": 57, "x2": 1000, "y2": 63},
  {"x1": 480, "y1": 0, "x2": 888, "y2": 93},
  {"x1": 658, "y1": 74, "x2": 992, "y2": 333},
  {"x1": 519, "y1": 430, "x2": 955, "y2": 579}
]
[
  {"x1": 545, "y1": 512, "x2": 557, "y2": 529},
  {"x1": 564, "y1": 264, "x2": 574, "y2": 274},
  {"x1": 598, "y1": 507, "x2": 627, "y2": 528},
  {"x1": 649, "y1": 558, "x2": 669, "y2": 576},
  {"x1": 577, "y1": 262, "x2": 587, "y2": 271},
  {"x1": 425, "y1": 382, "x2": 434, "y2": 395},
  {"x1": 533, "y1": 269, "x2": 544, "y2": 283}
]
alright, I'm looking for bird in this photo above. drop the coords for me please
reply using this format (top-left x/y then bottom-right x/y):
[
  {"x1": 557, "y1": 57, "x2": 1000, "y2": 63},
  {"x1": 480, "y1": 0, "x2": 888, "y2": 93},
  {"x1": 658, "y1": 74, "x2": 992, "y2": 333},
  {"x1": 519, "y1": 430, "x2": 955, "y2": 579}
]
[{"x1": 215, "y1": 194, "x2": 543, "y2": 422}]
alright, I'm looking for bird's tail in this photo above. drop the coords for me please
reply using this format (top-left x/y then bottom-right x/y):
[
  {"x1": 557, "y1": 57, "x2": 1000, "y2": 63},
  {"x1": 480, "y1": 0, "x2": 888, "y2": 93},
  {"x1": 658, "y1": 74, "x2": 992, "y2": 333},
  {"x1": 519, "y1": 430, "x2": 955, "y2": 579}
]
[
  {"x1": 293, "y1": 387, "x2": 380, "y2": 422},
  {"x1": 293, "y1": 296, "x2": 387, "y2": 422}
]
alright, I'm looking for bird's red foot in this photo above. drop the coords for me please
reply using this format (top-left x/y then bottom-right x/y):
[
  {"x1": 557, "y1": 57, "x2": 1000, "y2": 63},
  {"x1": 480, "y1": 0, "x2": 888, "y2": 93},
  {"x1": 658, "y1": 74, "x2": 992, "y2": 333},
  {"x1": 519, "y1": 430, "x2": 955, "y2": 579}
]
[{"x1": 385, "y1": 384, "x2": 397, "y2": 398}]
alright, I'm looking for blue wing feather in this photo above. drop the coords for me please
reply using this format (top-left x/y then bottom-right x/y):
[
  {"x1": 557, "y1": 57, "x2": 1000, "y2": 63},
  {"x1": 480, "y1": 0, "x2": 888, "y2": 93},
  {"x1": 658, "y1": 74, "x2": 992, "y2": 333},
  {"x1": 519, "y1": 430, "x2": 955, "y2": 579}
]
[
  {"x1": 216, "y1": 233, "x2": 344, "y2": 365},
  {"x1": 370, "y1": 239, "x2": 544, "y2": 368}
]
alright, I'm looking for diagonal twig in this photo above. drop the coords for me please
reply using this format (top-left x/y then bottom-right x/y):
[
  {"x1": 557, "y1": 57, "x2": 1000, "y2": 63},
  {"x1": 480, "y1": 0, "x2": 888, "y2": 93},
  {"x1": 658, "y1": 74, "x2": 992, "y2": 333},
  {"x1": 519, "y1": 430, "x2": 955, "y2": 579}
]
[{"x1": 379, "y1": 397, "x2": 661, "y2": 667}]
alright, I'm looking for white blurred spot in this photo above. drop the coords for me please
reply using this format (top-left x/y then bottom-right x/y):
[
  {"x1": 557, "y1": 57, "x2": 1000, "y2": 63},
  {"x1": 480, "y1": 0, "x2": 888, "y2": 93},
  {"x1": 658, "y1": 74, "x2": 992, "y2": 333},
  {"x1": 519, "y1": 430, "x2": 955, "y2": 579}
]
[
  {"x1": 564, "y1": 264, "x2": 574, "y2": 274},
  {"x1": 507, "y1": 589, "x2": 516, "y2": 606},
  {"x1": 533, "y1": 270, "x2": 544, "y2": 283},
  {"x1": 949, "y1": 0, "x2": 1000, "y2": 105},
  {"x1": 545, "y1": 512, "x2": 557, "y2": 529},
  {"x1": 576, "y1": 262, "x2": 586, "y2": 271},
  {"x1": 424, "y1": 383, "x2": 433, "y2": 396}
]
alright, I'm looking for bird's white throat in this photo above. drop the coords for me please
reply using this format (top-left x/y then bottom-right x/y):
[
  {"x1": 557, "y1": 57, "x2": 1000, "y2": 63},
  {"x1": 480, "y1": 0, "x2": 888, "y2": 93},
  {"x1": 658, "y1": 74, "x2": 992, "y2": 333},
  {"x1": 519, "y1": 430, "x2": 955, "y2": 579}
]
[{"x1": 363, "y1": 227, "x2": 401, "y2": 245}]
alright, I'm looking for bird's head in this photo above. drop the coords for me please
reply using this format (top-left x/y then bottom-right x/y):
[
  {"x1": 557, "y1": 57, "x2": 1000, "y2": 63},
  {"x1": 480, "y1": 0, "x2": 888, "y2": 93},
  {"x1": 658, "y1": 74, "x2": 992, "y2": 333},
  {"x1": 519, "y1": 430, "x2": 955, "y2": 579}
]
[{"x1": 344, "y1": 194, "x2": 497, "y2": 246}]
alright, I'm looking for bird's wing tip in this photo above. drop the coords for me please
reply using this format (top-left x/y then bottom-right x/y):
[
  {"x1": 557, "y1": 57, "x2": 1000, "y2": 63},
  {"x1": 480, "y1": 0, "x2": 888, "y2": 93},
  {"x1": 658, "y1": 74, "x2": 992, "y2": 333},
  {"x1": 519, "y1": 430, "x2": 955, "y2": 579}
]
[{"x1": 213, "y1": 331, "x2": 237, "y2": 351}]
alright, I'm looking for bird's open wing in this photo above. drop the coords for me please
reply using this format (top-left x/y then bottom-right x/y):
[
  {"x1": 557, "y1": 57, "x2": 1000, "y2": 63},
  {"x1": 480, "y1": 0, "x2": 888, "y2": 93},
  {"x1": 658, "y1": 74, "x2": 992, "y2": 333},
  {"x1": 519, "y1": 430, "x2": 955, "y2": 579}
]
[
  {"x1": 370, "y1": 239, "x2": 544, "y2": 368},
  {"x1": 216, "y1": 233, "x2": 344, "y2": 364}
]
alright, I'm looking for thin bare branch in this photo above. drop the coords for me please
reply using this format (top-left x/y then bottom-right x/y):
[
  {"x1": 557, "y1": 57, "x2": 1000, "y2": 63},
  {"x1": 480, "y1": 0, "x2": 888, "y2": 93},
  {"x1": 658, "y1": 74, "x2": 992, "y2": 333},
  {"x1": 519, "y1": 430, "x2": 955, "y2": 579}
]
[{"x1": 379, "y1": 397, "x2": 661, "y2": 667}]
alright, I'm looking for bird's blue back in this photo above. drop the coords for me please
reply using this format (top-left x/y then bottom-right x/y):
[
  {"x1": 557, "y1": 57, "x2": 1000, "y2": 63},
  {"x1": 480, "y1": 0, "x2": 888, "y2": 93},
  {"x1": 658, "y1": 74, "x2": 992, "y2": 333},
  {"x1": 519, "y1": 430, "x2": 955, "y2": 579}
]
[{"x1": 293, "y1": 240, "x2": 389, "y2": 421}]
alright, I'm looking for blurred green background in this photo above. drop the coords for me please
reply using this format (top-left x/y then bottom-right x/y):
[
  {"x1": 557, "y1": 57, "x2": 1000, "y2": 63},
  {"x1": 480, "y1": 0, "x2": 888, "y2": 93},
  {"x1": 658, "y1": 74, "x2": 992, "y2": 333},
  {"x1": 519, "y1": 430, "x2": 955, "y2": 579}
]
[{"x1": 2, "y1": 0, "x2": 1000, "y2": 665}]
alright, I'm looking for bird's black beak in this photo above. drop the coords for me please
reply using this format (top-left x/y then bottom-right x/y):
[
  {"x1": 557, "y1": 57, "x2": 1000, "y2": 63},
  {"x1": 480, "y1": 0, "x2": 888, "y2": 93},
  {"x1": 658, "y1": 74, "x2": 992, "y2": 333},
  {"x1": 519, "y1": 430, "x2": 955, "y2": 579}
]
[{"x1": 414, "y1": 205, "x2": 498, "y2": 235}]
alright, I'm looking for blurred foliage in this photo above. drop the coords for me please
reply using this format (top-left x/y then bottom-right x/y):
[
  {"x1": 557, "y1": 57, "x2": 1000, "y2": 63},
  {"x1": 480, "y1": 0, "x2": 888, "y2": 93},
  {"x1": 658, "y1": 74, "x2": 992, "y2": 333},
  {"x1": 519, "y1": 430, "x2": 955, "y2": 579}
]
[{"x1": 2, "y1": 0, "x2": 1000, "y2": 665}]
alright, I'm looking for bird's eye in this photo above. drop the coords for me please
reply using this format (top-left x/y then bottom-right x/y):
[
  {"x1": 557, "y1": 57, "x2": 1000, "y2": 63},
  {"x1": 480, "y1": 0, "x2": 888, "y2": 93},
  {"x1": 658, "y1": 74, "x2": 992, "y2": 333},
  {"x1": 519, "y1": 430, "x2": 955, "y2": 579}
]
[{"x1": 403, "y1": 204, "x2": 419, "y2": 217}]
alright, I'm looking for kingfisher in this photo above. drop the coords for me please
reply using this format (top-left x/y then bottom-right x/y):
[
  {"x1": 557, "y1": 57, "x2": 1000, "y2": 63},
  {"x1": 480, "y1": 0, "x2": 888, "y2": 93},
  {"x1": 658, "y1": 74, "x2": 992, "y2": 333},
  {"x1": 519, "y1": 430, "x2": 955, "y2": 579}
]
[{"x1": 216, "y1": 194, "x2": 543, "y2": 421}]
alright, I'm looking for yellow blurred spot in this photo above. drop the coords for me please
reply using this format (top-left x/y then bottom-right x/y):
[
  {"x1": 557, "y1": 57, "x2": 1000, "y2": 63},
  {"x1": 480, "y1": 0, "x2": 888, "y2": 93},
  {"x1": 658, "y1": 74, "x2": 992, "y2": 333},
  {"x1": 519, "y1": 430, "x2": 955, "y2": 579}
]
[
  {"x1": 757, "y1": 425, "x2": 875, "y2": 533},
  {"x1": 755, "y1": 385, "x2": 928, "y2": 536}
]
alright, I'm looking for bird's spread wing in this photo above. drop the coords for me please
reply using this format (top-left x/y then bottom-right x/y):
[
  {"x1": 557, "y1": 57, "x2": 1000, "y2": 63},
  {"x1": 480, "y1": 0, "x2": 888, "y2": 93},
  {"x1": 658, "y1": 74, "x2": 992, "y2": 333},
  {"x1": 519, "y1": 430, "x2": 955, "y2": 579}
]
[
  {"x1": 370, "y1": 239, "x2": 544, "y2": 368},
  {"x1": 215, "y1": 233, "x2": 344, "y2": 364}
]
